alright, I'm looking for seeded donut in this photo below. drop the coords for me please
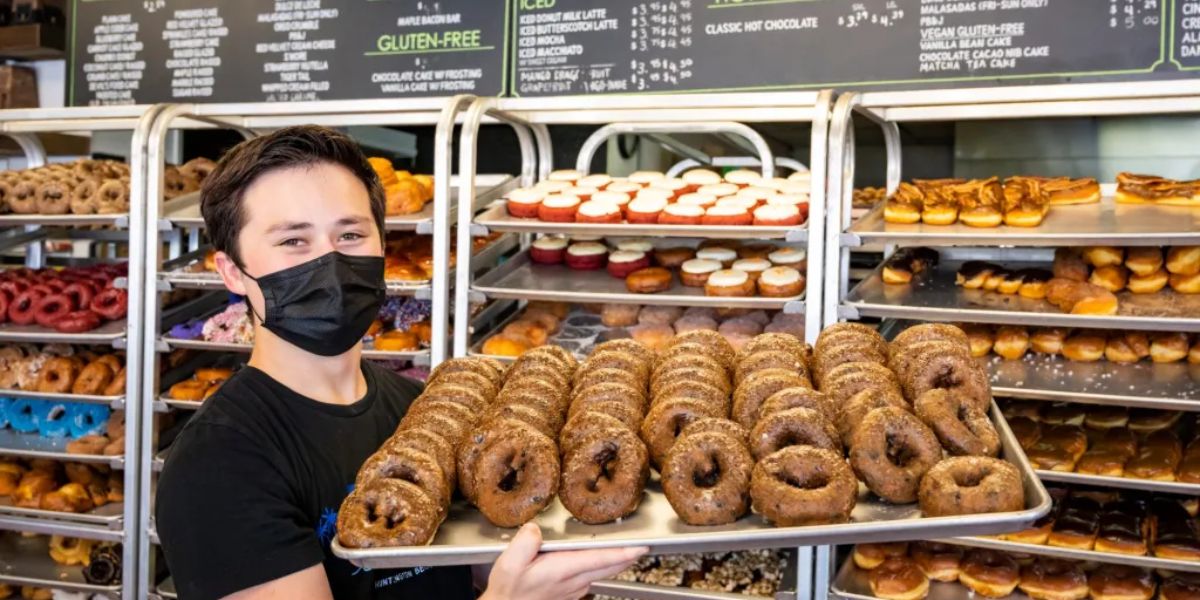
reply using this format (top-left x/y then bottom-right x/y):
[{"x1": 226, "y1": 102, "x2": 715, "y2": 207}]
[
  {"x1": 671, "y1": 329, "x2": 735, "y2": 360},
  {"x1": 506, "y1": 362, "x2": 571, "y2": 392},
  {"x1": 677, "y1": 417, "x2": 749, "y2": 447},
  {"x1": 815, "y1": 324, "x2": 888, "y2": 358},
  {"x1": 498, "y1": 379, "x2": 567, "y2": 410},
  {"x1": 641, "y1": 397, "x2": 721, "y2": 468},
  {"x1": 652, "y1": 379, "x2": 729, "y2": 413},
  {"x1": 822, "y1": 362, "x2": 904, "y2": 407},
  {"x1": 659, "y1": 343, "x2": 734, "y2": 375},
  {"x1": 914, "y1": 389, "x2": 1000, "y2": 457},
  {"x1": 398, "y1": 410, "x2": 471, "y2": 449},
  {"x1": 568, "y1": 400, "x2": 643, "y2": 434},
  {"x1": 736, "y1": 332, "x2": 808, "y2": 365},
  {"x1": 731, "y1": 369, "x2": 807, "y2": 429},
  {"x1": 837, "y1": 387, "x2": 910, "y2": 445},
  {"x1": 574, "y1": 367, "x2": 643, "y2": 397},
  {"x1": 569, "y1": 382, "x2": 646, "y2": 414},
  {"x1": 734, "y1": 350, "x2": 811, "y2": 388},
  {"x1": 918, "y1": 456, "x2": 1023, "y2": 517},
  {"x1": 456, "y1": 419, "x2": 537, "y2": 504},
  {"x1": 337, "y1": 479, "x2": 441, "y2": 548},
  {"x1": 559, "y1": 412, "x2": 630, "y2": 455},
  {"x1": 384, "y1": 428, "x2": 456, "y2": 485},
  {"x1": 761, "y1": 387, "x2": 833, "y2": 422},
  {"x1": 650, "y1": 365, "x2": 731, "y2": 398},
  {"x1": 474, "y1": 427, "x2": 561, "y2": 527},
  {"x1": 574, "y1": 351, "x2": 650, "y2": 386},
  {"x1": 420, "y1": 384, "x2": 490, "y2": 415},
  {"x1": 849, "y1": 407, "x2": 943, "y2": 503},
  {"x1": 750, "y1": 446, "x2": 858, "y2": 526},
  {"x1": 661, "y1": 431, "x2": 753, "y2": 525},
  {"x1": 428, "y1": 357, "x2": 505, "y2": 389},
  {"x1": 405, "y1": 399, "x2": 477, "y2": 430},
  {"x1": 890, "y1": 323, "x2": 969, "y2": 358},
  {"x1": 812, "y1": 343, "x2": 889, "y2": 387},
  {"x1": 481, "y1": 404, "x2": 558, "y2": 438},
  {"x1": 749, "y1": 407, "x2": 841, "y2": 461},
  {"x1": 651, "y1": 353, "x2": 726, "y2": 382},
  {"x1": 426, "y1": 370, "x2": 498, "y2": 401},
  {"x1": 592, "y1": 338, "x2": 656, "y2": 365},
  {"x1": 355, "y1": 448, "x2": 451, "y2": 517},
  {"x1": 899, "y1": 342, "x2": 991, "y2": 410},
  {"x1": 520, "y1": 345, "x2": 578, "y2": 373},
  {"x1": 560, "y1": 427, "x2": 649, "y2": 524}
]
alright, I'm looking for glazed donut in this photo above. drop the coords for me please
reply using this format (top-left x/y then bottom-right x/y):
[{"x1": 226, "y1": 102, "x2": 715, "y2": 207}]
[
  {"x1": 734, "y1": 350, "x2": 810, "y2": 388},
  {"x1": 36, "y1": 180, "x2": 71, "y2": 214},
  {"x1": 336, "y1": 478, "x2": 441, "y2": 548},
  {"x1": 8, "y1": 180, "x2": 38, "y2": 213},
  {"x1": 49, "y1": 536, "x2": 96, "y2": 566},
  {"x1": 918, "y1": 456, "x2": 1023, "y2": 517},
  {"x1": 36, "y1": 357, "x2": 80, "y2": 394},
  {"x1": 1018, "y1": 559, "x2": 1087, "y2": 600},
  {"x1": 32, "y1": 293, "x2": 71, "y2": 328},
  {"x1": 849, "y1": 407, "x2": 942, "y2": 503},
  {"x1": 992, "y1": 325, "x2": 1030, "y2": 360},
  {"x1": 95, "y1": 180, "x2": 129, "y2": 214},
  {"x1": 749, "y1": 407, "x2": 840, "y2": 461},
  {"x1": 168, "y1": 380, "x2": 208, "y2": 401},
  {"x1": 660, "y1": 431, "x2": 753, "y2": 525},
  {"x1": 60, "y1": 282, "x2": 95, "y2": 311},
  {"x1": 73, "y1": 160, "x2": 99, "y2": 180},
  {"x1": 732, "y1": 369, "x2": 808, "y2": 429},
  {"x1": 867, "y1": 557, "x2": 929, "y2": 600},
  {"x1": 760, "y1": 387, "x2": 832, "y2": 422},
  {"x1": 71, "y1": 362, "x2": 114, "y2": 396},
  {"x1": 89, "y1": 288, "x2": 128, "y2": 320},
  {"x1": 914, "y1": 389, "x2": 1000, "y2": 457},
  {"x1": 853, "y1": 542, "x2": 909, "y2": 570},
  {"x1": 1088, "y1": 566, "x2": 1156, "y2": 600},
  {"x1": 193, "y1": 366, "x2": 232, "y2": 384},
  {"x1": 641, "y1": 398, "x2": 721, "y2": 468},
  {"x1": 910, "y1": 541, "x2": 962, "y2": 582},
  {"x1": 8, "y1": 289, "x2": 44, "y2": 325},
  {"x1": 70, "y1": 179, "x2": 99, "y2": 214},
  {"x1": 473, "y1": 427, "x2": 560, "y2": 527},
  {"x1": 179, "y1": 157, "x2": 217, "y2": 183},
  {"x1": 750, "y1": 446, "x2": 857, "y2": 526},
  {"x1": 958, "y1": 550, "x2": 1020, "y2": 598},
  {"x1": 103, "y1": 367, "x2": 126, "y2": 396},
  {"x1": 559, "y1": 427, "x2": 649, "y2": 524},
  {"x1": 355, "y1": 448, "x2": 450, "y2": 517}
]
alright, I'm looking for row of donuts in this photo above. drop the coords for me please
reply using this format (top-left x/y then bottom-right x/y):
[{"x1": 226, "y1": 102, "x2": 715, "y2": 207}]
[
  {"x1": 852, "y1": 541, "x2": 1188, "y2": 600},
  {"x1": 964, "y1": 324, "x2": 1200, "y2": 364},
  {"x1": 0, "y1": 459, "x2": 123, "y2": 514},
  {"x1": 0, "y1": 398, "x2": 111, "y2": 443},
  {"x1": 0, "y1": 159, "x2": 131, "y2": 215},
  {"x1": 0, "y1": 344, "x2": 126, "y2": 395},
  {"x1": 44, "y1": 534, "x2": 124, "y2": 585},
  {"x1": 0, "y1": 264, "x2": 129, "y2": 333}
]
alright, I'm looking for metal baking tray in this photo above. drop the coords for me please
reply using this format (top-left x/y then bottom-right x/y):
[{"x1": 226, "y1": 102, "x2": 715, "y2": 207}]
[
  {"x1": 941, "y1": 535, "x2": 1200, "y2": 574},
  {"x1": 830, "y1": 555, "x2": 1030, "y2": 600},
  {"x1": 474, "y1": 203, "x2": 808, "y2": 242},
  {"x1": 161, "y1": 337, "x2": 429, "y2": 364},
  {"x1": 0, "y1": 533, "x2": 121, "y2": 597},
  {"x1": 843, "y1": 256, "x2": 1200, "y2": 332},
  {"x1": 332, "y1": 402, "x2": 1049, "y2": 569},
  {"x1": 0, "y1": 319, "x2": 126, "y2": 344},
  {"x1": 474, "y1": 252, "x2": 807, "y2": 312},
  {"x1": 0, "y1": 212, "x2": 128, "y2": 228},
  {"x1": 469, "y1": 306, "x2": 608, "y2": 364},
  {"x1": 163, "y1": 174, "x2": 517, "y2": 233},
  {"x1": 1035, "y1": 470, "x2": 1200, "y2": 496},
  {"x1": 0, "y1": 497, "x2": 123, "y2": 528},
  {"x1": 0, "y1": 387, "x2": 123, "y2": 409},
  {"x1": 159, "y1": 395, "x2": 203, "y2": 411},
  {"x1": 988, "y1": 354, "x2": 1200, "y2": 411},
  {"x1": 847, "y1": 191, "x2": 1200, "y2": 247},
  {"x1": 0, "y1": 430, "x2": 122, "y2": 468}
]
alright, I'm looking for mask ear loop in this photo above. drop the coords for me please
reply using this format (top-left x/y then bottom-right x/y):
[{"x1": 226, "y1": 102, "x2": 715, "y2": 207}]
[{"x1": 236, "y1": 265, "x2": 267, "y2": 324}]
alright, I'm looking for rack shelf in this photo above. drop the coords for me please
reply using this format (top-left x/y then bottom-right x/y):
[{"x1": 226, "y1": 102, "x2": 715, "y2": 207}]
[
  {"x1": 0, "y1": 430, "x2": 122, "y2": 468},
  {"x1": 987, "y1": 354, "x2": 1200, "y2": 411},
  {"x1": 0, "y1": 534, "x2": 121, "y2": 597}
]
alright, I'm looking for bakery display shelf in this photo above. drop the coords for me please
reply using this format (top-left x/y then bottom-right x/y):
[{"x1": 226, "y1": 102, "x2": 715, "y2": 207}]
[
  {"x1": 1034, "y1": 470, "x2": 1200, "y2": 496},
  {"x1": 0, "y1": 497, "x2": 123, "y2": 529},
  {"x1": 161, "y1": 337, "x2": 429, "y2": 363},
  {"x1": 0, "y1": 430, "x2": 122, "y2": 468},
  {"x1": 843, "y1": 258, "x2": 1200, "y2": 332},
  {"x1": 473, "y1": 252, "x2": 806, "y2": 312},
  {"x1": 0, "y1": 212, "x2": 129, "y2": 229},
  {"x1": 162, "y1": 174, "x2": 517, "y2": 232},
  {"x1": 334, "y1": 403, "x2": 1049, "y2": 570},
  {"x1": 469, "y1": 306, "x2": 648, "y2": 363},
  {"x1": 474, "y1": 203, "x2": 808, "y2": 243},
  {"x1": 0, "y1": 387, "x2": 124, "y2": 410},
  {"x1": 0, "y1": 320, "x2": 126, "y2": 344},
  {"x1": 830, "y1": 556, "x2": 1028, "y2": 600},
  {"x1": 986, "y1": 354, "x2": 1200, "y2": 411},
  {"x1": 939, "y1": 535, "x2": 1200, "y2": 574},
  {"x1": 0, "y1": 534, "x2": 121, "y2": 597},
  {"x1": 846, "y1": 192, "x2": 1200, "y2": 247}
]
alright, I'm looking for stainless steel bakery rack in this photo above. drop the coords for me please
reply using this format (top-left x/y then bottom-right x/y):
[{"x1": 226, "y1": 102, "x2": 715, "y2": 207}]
[
  {"x1": 939, "y1": 535, "x2": 1200, "y2": 574},
  {"x1": 0, "y1": 104, "x2": 160, "y2": 599},
  {"x1": 830, "y1": 556, "x2": 1031, "y2": 600},
  {"x1": 819, "y1": 81, "x2": 1200, "y2": 600},
  {"x1": 0, "y1": 532, "x2": 122, "y2": 598},
  {"x1": 1034, "y1": 470, "x2": 1200, "y2": 496}
]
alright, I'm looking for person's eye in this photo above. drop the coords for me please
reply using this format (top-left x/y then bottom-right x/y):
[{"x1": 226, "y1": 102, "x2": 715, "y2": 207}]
[
  {"x1": 278, "y1": 238, "x2": 305, "y2": 247},
  {"x1": 340, "y1": 232, "x2": 365, "y2": 242}
]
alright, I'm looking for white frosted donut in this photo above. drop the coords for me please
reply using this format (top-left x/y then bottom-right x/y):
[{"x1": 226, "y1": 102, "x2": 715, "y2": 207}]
[
  {"x1": 707, "y1": 269, "x2": 749, "y2": 287},
  {"x1": 761, "y1": 266, "x2": 802, "y2": 287},
  {"x1": 681, "y1": 259, "x2": 722, "y2": 275}
]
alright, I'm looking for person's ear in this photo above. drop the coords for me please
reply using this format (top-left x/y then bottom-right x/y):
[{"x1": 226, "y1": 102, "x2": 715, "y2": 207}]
[{"x1": 214, "y1": 251, "x2": 249, "y2": 296}]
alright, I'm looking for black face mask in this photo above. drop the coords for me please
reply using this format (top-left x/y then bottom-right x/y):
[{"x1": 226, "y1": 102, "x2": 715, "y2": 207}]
[{"x1": 242, "y1": 252, "x2": 384, "y2": 356}]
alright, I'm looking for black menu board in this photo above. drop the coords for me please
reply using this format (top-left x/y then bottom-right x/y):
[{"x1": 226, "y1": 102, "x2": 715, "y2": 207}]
[
  {"x1": 511, "y1": 0, "x2": 1189, "y2": 96},
  {"x1": 68, "y1": 0, "x2": 509, "y2": 106}
]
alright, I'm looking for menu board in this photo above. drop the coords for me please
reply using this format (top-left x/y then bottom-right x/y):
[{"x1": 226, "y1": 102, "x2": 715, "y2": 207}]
[
  {"x1": 69, "y1": 0, "x2": 509, "y2": 105},
  {"x1": 511, "y1": 0, "x2": 1190, "y2": 96}
]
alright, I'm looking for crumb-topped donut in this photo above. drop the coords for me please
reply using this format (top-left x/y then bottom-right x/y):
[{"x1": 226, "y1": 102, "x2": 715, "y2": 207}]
[
  {"x1": 355, "y1": 448, "x2": 451, "y2": 517},
  {"x1": 559, "y1": 427, "x2": 649, "y2": 524},
  {"x1": 474, "y1": 427, "x2": 560, "y2": 527},
  {"x1": 749, "y1": 407, "x2": 841, "y2": 461},
  {"x1": 750, "y1": 446, "x2": 857, "y2": 526},
  {"x1": 918, "y1": 456, "x2": 1023, "y2": 517},
  {"x1": 734, "y1": 350, "x2": 811, "y2": 388},
  {"x1": 336, "y1": 479, "x2": 441, "y2": 548},
  {"x1": 661, "y1": 431, "x2": 753, "y2": 525},
  {"x1": 761, "y1": 387, "x2": 832, "y2": 422},
  {"x1": 914, "y1": 389, "x2": 1000, "y2": 457},
  {"x1": 641, "y1": 397, "x2": 721, "y2": 468},
  {"x1": 849, "y1": 407, "x2": 942, "y2": 503},
  {"x1": 732, "y1": 369, "x2": 807, "y2": 429}
]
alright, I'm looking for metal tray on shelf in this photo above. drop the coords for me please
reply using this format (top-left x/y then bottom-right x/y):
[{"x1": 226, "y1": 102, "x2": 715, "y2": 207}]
[
  {"x1": 332, "y1": 402, "x2": 1049, "y2": 569},
  {"x1": 847, "y1": 193, "x2": 1200, "y2": 247},
  {"x1": 469, "y1": 306, "x2": 645, "y2": 363},
  {"x1": 0, "y1": 533, "x2": 121, "y2": 597},
  {"x1": 161, "y1": 336, "x2": 430, "y2": 363},
  {"x1": 0, "y1": 320, "x2": 126, "y2": 344},
  {"x1": 474, "y1": 203, "x2": 808, "y2": 242},
  {"x1": 987, "y1": 354, "x2": 1200, "y2": 411},
  {"x1": 474, "y1": 252, "x2": 806, "y2": 312},
  {"x1": 1035, "y1": 470, "x2": 1200, "y2": 496},
  {"x1": 843, "y1": 258, "x2": 1200, "y2": 332},
  {"x1": 0, "y1": 430, "x2": 122, "y2": 468},
  {"x1": 0, "y1": 497, "x2": 123, "y2": 528},
  {"x1": 0, "y1": 387, "x2": 123, "y2": 409},
  {"x1": 0, "y1": 213, "x2": 129, "y2": 228},
  {"x1": 831, "y1": 556, "x2": 1028, "y2": 600},
  {"x1": 940, "y1": 535, "x2": 1200, "y2": 574},
  {"x1": 159, "y1": 395, "x2": 203, "y2": 411}
]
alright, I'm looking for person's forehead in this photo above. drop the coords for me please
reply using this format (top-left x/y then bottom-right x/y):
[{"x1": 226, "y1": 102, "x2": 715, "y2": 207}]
[{"x1": 241, "y1": 162, "x2": 370, "y2": 224}]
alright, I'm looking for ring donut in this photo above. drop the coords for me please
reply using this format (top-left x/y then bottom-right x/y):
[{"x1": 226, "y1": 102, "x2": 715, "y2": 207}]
[
  {"x1": 61, "y1": 282, "x2": 95, "y2": 311},
  {"x1": 336, "y1": 478, "x2": 440, "y2": 548},
  {"x1": 914, "y1": 389, "x2": 1000, "y2": 457},
  {"x1": 736, "y1": 333, "x2": 809, "y2": 365},
  {"x1": 650, "y1": 365, "x2": 731, "y2": 398},
  {"x1": 661, "y1": 431, "x2": 752, "y2": 525},
  {"x1": 473, "y1": 427, "x2": 560, "y2": 527},
  {"x1": 559, "y1": 427, "x2": 649, "y2": 524},
  {"x1": 750, "y1": 446, "x2": 858, "y2": 526},
  {"x1": 36, "y1": 180, "x2": 71, "y2": 214},
  {"x1": 32, "y1": 293, "x2": 71, "y2": 327},
  {"x1": 641, "y1": 397, "x2": 721, "y2": 468},
  {"x1": 89, "y1": 288, "x2": 128, "y2": 320},
  {"x1": 36, "y1": 357, "x2": 80, "y2": 394},
  {"x1": 480, "y1": 404, "x2": 557, "y2": 438},
  {"x1": 355, "y1": 448, "x2": 451, "y2": 518},
  {"x1": 749, "y1": 407, "x2": 841, "y2": 461},
  {"x1": 168, "y1": 379, "x2": 208, "y2": 401},
  {"x1": 179, "y1": 157, "x2": 217, "y2": 183},
  {"x1": 8, "y1": 288, "x2": 44, "y2": 325},
  {"x1": 95, "y1": 180, "x2": 129, "y2": 214},
  {"x1": 849, "y1": 406, "x2": 942, "y2": 503},
  {"x1": 678, "y1": 417, "x2": 749, "y2": 447},
  {"x1": 734, "y1": 350, "x2": 811, "y2": 388},
  {"x1": 732, "y1": 369, "x2": 807, "y2": 429},
  {"x1": 890, "y1": 324, "x2": 970, "y2": 358},
  {"x1": 427, "y1": 357, "x2": 505, "y2": 389},
  {"x1": 72, "y1": 362, "x2": 114, "y2": 396},
  {"x1": 652, "y1": 379, "x2": 729, "y2": 414},
  {"x1": 761, "y1": 387, "x2": 832, "y2": 422},
  {"x1": 822, "y1": 361, "x2": 904, "y2": 407},
  {"x1": 897, "y1": 342, "x2": 991, "y2": 410},
  {"x1": 70, "y1": 179, "x2": 99, "y2": 214},
  {"x1": 53, "y1": 310, "x2": 102, "y2": 333},
  {"x1": 382, "y1": 428, "x2": 456, "y2": 486},
  {"x1": 918, "y1": 456, "x2": 1024, "y2": 517},
  {"x1": 591, "y1": 339, "x2": 656, "y2": 365},
  {"x1": 559, "y1": 412, "x2": 630, "y2": 456}
]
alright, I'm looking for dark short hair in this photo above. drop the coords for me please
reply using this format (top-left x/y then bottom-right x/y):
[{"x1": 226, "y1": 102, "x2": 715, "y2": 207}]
[{"x1": 200, "y1": 125, "x2": 385, "y2": 266}]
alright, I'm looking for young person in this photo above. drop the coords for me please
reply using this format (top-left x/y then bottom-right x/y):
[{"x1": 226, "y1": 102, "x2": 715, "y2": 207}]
[{"x1": 156, "y1": 125, "x2": 645, "y2": 600}]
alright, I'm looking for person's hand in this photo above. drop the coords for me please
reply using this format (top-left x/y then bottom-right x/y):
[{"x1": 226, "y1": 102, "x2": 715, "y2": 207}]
[{"x1": 479, "y1": 523, "x2": 648, "y2": 600}]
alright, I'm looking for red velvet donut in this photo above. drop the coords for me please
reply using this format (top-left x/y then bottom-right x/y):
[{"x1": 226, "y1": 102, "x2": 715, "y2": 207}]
[
  {"x1": 33, "y1": 293, "x2": 72, "y2": 327},
  {"x1": 53, "y1": 310, "x2": 101, "y2": 333},
  {"x1": 90, "y1": 288, "x2": 128, "y2": 320},
  {"x1": 8, "y1": 289, "x2": 44, "y2": 325},
  {"x1": 44, "y1": 279, "x2": 66, "y2": 292},
  {"x1": 0, "y1": 280, "x2": 27, "y2": 297},
  {"x1": 0, "y1": 291, "x2": 9, "y2": 324}
]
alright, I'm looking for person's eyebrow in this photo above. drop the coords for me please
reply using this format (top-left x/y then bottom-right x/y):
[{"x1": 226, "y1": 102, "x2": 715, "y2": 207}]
[
  {"x1": 265, "y1": 221, "x2": 312, "y2": 234},
  {"x1": 336, "y1": 216, "x2": 371, "y2": 226}
]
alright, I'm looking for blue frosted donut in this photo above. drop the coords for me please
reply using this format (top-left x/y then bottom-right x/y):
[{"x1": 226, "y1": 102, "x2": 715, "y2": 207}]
[
  {"x1": 0, "y1": 397, "x2": 9, "y2": 429},
  {"x1": 69, "y1": 404, "x2": 110, "y2": 438},
  {"x1": 7, "y1": 399, "x2": 39, "y2": 433},
  {"x1": 35, "y1": 401, "x2": 71, "y2": 438}
]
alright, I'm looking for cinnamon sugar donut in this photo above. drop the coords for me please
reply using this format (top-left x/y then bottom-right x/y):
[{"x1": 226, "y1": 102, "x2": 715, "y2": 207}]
[
  {"x1": 337, "y1": 479, "x2": 440, "y2": 548},
  {"x1": 749, "y1": 407, "x2": 841, "y2": 461},
  {"x1": 849, "y1": 407, "x2": 942, "y2": 503},
  {"x1": 661, "y1": 431, "x2": 753, "y2": 525},
  {"x1": 750, "y1": 446, "x2": 857, "y2": 526},
  {"x1": 559, "y1": 427, "x2": 649, "y2": 524}
]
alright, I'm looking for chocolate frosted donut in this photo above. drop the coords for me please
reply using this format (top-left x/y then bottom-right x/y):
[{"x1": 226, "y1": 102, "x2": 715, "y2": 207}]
[
  {"x1": 560, "y1": 412, "x2": 630, "y2": 455},
  {"x1": 355, "y1": 447, "x2": 451, "y2": 516},
  {"x1": 678, "y1": 417, "x2": 749, "y2": 447},
  {"x1": 560, "y1": 427, "x2": 650, "y2": 524},
  {"x1": 918, "y1": 456, "x2": 1023, "y2": 517},
  {"x1": 592, "y1": 338, "x2": 656, "y2": 365},
  {"x1": 641, "y1": 397, "x2": 721, "y2": 468},
  {"x1": 474, "y1": 427, "x2": 561, "y2": 527},
  {"x1": 652, "y1": 379, "x2": 730, "y2": 414},
  {"x1": 650, "y1": 365, "x2": 731, "y2": 397},
  {"x1": 749, "y1": 407, "x2": 841, "y2": 461},
  {"x1": 761, "y1": 387, "x2": 832, "y2": 422},
  {"x1": 732, "y1": 369, "x2": 807, "y2": 429},
  {"x1": 661, "y1": 431, "x2": 753, "y2": 525},
  {"x1": 337, "y1": 479, "x2": 441, "y2": 548},
  {"x1": 734, "y1": 350, "x2": 811, "y2": 388},
  {"x1": 849, "y1": 407, "x2": 943, "y2": 503},
  {"x1": 915, "y1": 389, "x2": 1000, "y2": 457},
  {"x1": 750, "y1": 446, "x2": 858, "y2": 526}
]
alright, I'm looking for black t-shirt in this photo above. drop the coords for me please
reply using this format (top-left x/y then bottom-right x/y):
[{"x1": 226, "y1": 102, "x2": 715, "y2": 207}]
[{"x1": 156, "y1": 361, "x2": 474, "y2": 600}]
